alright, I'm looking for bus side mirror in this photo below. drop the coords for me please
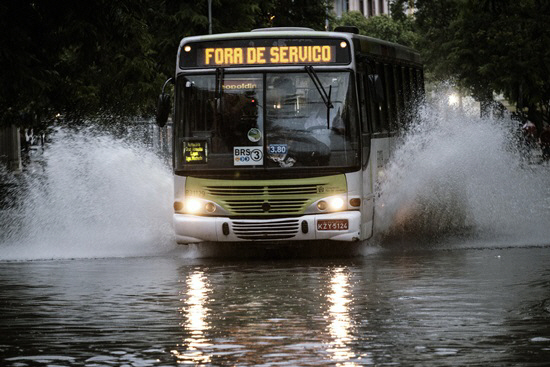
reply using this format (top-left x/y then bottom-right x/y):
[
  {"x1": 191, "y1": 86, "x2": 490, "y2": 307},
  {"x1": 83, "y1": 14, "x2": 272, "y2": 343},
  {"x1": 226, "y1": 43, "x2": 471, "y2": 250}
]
[
  {"x1": 156, "y1": 93, "x2": 171, "y2": 127},
  {"x1": 156, "y1": 78, "x2": 174, "y2": 127},
  {"x1": 368, "y1": 74, "x2": 385, "y2": 103}
]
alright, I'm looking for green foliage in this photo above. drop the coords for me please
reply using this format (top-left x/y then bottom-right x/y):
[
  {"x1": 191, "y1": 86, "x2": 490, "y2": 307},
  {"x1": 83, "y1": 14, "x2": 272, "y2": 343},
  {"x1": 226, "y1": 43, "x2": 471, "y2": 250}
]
[
  {"x1": 256, "y1": 0, "x2": 331, "y2": 30},
  {"x1": 0, "y1": 0, "x2": 331, "y2": 127},
  {"x1": 331, "y1": 11, "x2": 418, "y2": 47},
  {"x1": 331, "y1": 11, "x2": 369, "y2": 32},
  {"x1": 389, "y1": 0, "x2": 416, "y2": 22},
  {"x1": 153, "y1": 0, "x2": 264, "y2": 78},
  {"x1": 414, "y1": 0, "x2": 460, "y2": 81},
  {"x1": 3, "y1": 0, "x2": 548, "y2": 128},
  {"x1": 0, "y1": 0, "x2": 161, "y2": 126},
  {"x1": 415, "y1": 0, "x2": 550, "y2": 122}
]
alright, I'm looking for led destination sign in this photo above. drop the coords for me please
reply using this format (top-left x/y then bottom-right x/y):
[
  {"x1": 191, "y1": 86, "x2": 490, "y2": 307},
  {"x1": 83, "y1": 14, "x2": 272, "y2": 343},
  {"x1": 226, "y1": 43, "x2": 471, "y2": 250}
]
[
  {"x1": 184, "y1": 140, "x2": 208, "y2": 164},
  {"x1": 180, "y1": 38, "x2": 351, "y2": 68},
  {"x1": 203, "y1": 45, "x2": 334, "y2": 66}
]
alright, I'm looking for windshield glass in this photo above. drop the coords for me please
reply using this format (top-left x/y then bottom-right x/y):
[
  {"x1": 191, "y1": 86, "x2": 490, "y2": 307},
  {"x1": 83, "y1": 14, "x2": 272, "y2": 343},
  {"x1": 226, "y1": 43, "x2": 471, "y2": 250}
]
[{"x1": 174, "y1": 71, "x2": 358, "y2": 172}]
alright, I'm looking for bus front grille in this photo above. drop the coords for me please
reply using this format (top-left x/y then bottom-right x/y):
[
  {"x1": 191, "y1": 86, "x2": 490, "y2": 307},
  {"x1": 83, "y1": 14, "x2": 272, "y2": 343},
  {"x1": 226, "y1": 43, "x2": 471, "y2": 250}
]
[
  {"x1": 206, "y1": 184, "x2": 318, "y2": 196},
  {"x1": 206, "y1": 184, "x2": 317, "y2": 215},
  {"x1": 224, "y1": 198, "x2": 308, "y2": 214},
  {"x1": 187, "y1": 175, "x2": 347, "y2": 217},
  {"x1": 231, "y1": 219, "x2": 300, "y2": 240}
]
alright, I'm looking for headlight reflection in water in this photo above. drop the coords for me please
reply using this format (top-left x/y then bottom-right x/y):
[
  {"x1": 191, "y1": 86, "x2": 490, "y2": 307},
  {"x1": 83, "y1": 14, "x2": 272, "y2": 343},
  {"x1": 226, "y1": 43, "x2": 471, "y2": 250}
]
[
  {"x1": 327, "y1": 267, "x2": 359, "y2": 366},
  {"x1": 172, "y1": 271, "x2": 212, "y2": 364}
]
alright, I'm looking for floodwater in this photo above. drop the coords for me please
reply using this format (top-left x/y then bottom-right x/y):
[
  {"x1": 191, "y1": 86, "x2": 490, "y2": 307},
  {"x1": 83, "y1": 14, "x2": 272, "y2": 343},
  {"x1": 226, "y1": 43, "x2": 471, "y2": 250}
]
[
  {"x1": 1, "y1": 246, "x2": 550, "y2": 366},
  {"x1": 1, "y1": 102, "x2": 550, "y2": 366}
]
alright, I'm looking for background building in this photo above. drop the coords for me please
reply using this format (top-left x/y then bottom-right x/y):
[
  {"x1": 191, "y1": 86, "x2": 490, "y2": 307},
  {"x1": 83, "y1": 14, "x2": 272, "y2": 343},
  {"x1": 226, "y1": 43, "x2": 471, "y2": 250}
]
[{"x1": 332, "y1": 0, "x2": 389, "y2": 18}]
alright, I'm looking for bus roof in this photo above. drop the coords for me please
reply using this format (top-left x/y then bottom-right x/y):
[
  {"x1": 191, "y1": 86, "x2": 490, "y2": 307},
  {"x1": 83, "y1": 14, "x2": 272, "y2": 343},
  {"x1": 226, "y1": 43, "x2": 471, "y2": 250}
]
[
  {"x1": 351, "y1": 34, "x2": 421, "y2": 66},
  {"x1": 178, "y1": 28, "x2": 421, "y2": 67}
]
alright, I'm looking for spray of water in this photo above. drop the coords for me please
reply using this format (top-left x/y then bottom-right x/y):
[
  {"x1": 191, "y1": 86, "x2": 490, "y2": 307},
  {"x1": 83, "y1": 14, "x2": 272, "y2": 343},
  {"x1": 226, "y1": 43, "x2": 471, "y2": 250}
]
[
  {"x1": 0, "y1": 126, "x2": 176, "y2": 261},
  {"x1": 374, "y1": 98, "x2": 550, "y2": 248},
  {"x1": 2, "y1": 101, "x2": 548, "y2": 260}
]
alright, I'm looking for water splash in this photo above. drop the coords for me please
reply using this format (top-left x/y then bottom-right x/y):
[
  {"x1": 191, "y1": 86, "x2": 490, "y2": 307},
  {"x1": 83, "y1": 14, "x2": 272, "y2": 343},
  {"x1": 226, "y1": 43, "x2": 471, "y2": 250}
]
[
  {"x1": 2, "y1": 102, "x2": 549, "y2": 260},
  {"x1": 0, "y1": 126, "x2": 176, "y2": 261},
  {"x1": 374, "y1": 100, "x2": 550, "y2": 248}
]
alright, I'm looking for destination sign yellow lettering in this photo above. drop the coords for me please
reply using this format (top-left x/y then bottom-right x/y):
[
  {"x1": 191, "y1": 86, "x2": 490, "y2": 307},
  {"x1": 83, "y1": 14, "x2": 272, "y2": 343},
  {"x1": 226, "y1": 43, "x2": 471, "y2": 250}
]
[
  {"x1": 202, "y1": 45, "x2": 334, "y2": 66},
  {"x1": 184, "y1": 141, "x2": 208, "y2": 163}
]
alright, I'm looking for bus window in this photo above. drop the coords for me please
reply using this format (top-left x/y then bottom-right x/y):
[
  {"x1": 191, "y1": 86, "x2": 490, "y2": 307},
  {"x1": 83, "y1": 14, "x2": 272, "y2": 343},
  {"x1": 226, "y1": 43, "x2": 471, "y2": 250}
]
[
  {"x1": 357, "y1": 73, "x2": 370, "y2": 134},
  {"x1": 265, "y1": 71, "x2": 359, "y2": 168},
  {"x1": 394, "y1": 65, "x2": 404, "y2": 130},
  {"x1": 401, "y1": 66, "x2": 411, "y2": 123},
  {"x1": 376, "y1": 62, "x2": 389, "y2": 132},
  {"x1": 415, "y1": 68, "x2": 425, "y2": 100},
  {"x1": 401, "y1": 66, "x2": 411, "y2": 110},
  {"x1": 175, "y1": 74, "x2": 264, "y2": 168},
  {"x1": 383, "y1": 64, "x2": 397, "y2": 133},
  {"x1": 179, "y1": 75, "x2": 216, "y2": 137},
  {"x1": 357, "y1": 72, "x2": 371, "y2": 167},
  {"x1": 367, "y1": 82, "x2": 380, "y2": 133},
  {"x1": 409, "y1": 67, "x2": 418, "y2": 104},
  {"x1": 366, "y1": 64, "x2": 382, "y2": 133}
]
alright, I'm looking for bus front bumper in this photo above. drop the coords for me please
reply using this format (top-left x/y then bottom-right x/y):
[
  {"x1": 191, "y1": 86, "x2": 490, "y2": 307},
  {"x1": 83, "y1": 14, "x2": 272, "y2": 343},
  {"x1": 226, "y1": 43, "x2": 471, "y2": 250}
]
[{"x1": 173, "y1": 211, "x2": 361, "y2": 244}]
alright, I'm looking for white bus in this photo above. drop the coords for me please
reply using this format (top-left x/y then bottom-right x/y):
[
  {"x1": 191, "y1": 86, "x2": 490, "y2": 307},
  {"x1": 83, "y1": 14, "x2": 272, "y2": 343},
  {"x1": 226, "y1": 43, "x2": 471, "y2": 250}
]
[{"x1": 156, "y1": 26, "x2": 423, "y2": 245}]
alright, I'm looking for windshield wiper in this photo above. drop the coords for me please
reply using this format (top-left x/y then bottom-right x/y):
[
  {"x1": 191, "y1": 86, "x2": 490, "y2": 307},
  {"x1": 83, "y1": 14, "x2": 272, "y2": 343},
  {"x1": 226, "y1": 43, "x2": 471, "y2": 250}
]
[
  {"x1": 215, "y1": 67, "x2": 224, "y2": 114},
  {"x1": 305, "y1": 66, "x2": 333, "y2": 128}
]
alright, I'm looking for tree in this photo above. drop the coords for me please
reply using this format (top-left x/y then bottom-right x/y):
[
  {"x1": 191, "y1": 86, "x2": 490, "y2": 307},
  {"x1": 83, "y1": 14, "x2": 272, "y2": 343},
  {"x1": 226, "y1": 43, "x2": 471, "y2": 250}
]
[
  {"x1": 152, "y1": 0, "x2": 264, "y2": 79},
  {"x1": 415, "y1": 0, "x2": 550, "y2": 124},
  {"x1": 414, "y1": 0, "x2": 460, "y2": 82},
  {"x1": 331, "y1": 11, "x2": 417, "y2": 47},
  {"x1": 389, "y1": 0, "x2": 415, "y2": 22},
  {"x1": 0, "y1": 0, "x2": 333, "y2": 128},
  {"x1": 255, "y1": 0, "x2": 331, "y2": 30},
  {"x1": 0, "y1": 0, "x2": 162, "y2": 127}
]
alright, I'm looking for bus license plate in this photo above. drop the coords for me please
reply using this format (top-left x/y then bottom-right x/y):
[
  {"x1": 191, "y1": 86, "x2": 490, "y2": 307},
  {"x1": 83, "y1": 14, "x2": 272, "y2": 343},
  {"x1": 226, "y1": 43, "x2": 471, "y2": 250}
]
[{"x1": 317, "y1": 219, "x2": 349, "y2": 231}]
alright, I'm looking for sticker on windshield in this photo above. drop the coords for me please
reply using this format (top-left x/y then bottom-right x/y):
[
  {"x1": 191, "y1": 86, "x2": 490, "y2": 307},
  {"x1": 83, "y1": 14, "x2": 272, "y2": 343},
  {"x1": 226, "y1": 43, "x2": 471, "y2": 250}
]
[
  {"x1": 234, "y1": 146, "x2": 263, "y2": 166},
  {"x1": 268, "y1": 144, "x2": 288, "y2": 156},
  {"x1": 247, "y1": 128, "x2": 262, "y2": 142}
]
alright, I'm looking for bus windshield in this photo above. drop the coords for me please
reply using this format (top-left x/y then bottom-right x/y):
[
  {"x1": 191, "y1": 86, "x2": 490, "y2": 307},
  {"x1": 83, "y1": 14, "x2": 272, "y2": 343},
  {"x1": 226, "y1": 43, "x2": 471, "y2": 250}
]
[{"x1": 175, "y1": 71, "x2": 359, "y2": 172}]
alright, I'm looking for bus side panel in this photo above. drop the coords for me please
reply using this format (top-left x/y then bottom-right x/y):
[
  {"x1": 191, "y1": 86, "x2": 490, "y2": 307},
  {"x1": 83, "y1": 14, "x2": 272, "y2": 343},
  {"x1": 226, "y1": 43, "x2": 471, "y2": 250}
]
[
  {"x1": 369, "y1": 136, "x2": 391, "y2": 239},
  {"x1": 361, "y1": 162, "x2": 374, "y2": 241},
  {"x1": 344, "y1": 170, "x2": 370, "y2": 240},
  {"x1": 174, "y1": 175, "x2": 187, "y2": 204}
]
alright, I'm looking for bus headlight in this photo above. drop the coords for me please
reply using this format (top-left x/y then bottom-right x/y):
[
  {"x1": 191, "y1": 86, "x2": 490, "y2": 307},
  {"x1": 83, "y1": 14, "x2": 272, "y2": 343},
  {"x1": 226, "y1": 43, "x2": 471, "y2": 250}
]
[
  {"x1": 313, "y1": 196, "x2": 346, "y2": 213},
  {"x1": 185, "y1": 198, "x2": 202, "y2": 213},
  {"x1": 176, "y1": 198, "x2": 220, "y2": 215},
  {"x1": 329, "y1": 197, "x2": 345, "y2": 211}
]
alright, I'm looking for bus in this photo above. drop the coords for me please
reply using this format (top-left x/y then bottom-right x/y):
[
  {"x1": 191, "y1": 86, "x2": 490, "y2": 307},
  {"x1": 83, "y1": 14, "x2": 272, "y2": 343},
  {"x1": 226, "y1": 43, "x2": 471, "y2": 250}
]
[{"x1": 156, "y1": 26, "x2": 423, "y2": 245}]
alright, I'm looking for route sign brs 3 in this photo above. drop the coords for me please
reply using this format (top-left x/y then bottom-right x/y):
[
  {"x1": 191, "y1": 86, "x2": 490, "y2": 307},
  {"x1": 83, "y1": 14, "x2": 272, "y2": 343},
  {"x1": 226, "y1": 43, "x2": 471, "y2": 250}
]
[{"x1": 233, "y1": 147, "x2": 263, "y2": 166}]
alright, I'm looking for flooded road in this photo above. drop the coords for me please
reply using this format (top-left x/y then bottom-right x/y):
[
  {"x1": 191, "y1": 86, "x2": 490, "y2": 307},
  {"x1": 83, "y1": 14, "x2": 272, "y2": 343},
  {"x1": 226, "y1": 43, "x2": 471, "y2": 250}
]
[
  {"x1": 2, "y1": 105, "x2": 550, "y2": 365},
  {"x1": 1, "y1": 244, "x2": 550, "y2": 366}
]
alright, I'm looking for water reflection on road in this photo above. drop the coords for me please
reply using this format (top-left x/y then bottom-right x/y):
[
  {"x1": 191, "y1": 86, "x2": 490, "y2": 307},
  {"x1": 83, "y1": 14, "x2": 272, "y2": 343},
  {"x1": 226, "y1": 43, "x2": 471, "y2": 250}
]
[
  {"x1": 326, "y1": 267, "x2": 360, "y2": 366},
  {"x1": 1, "y1": 245, "x2": 550, "y2": 366},
  {"x1": 173, "y1": 270, "x2": 212, "y2": 364}
]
